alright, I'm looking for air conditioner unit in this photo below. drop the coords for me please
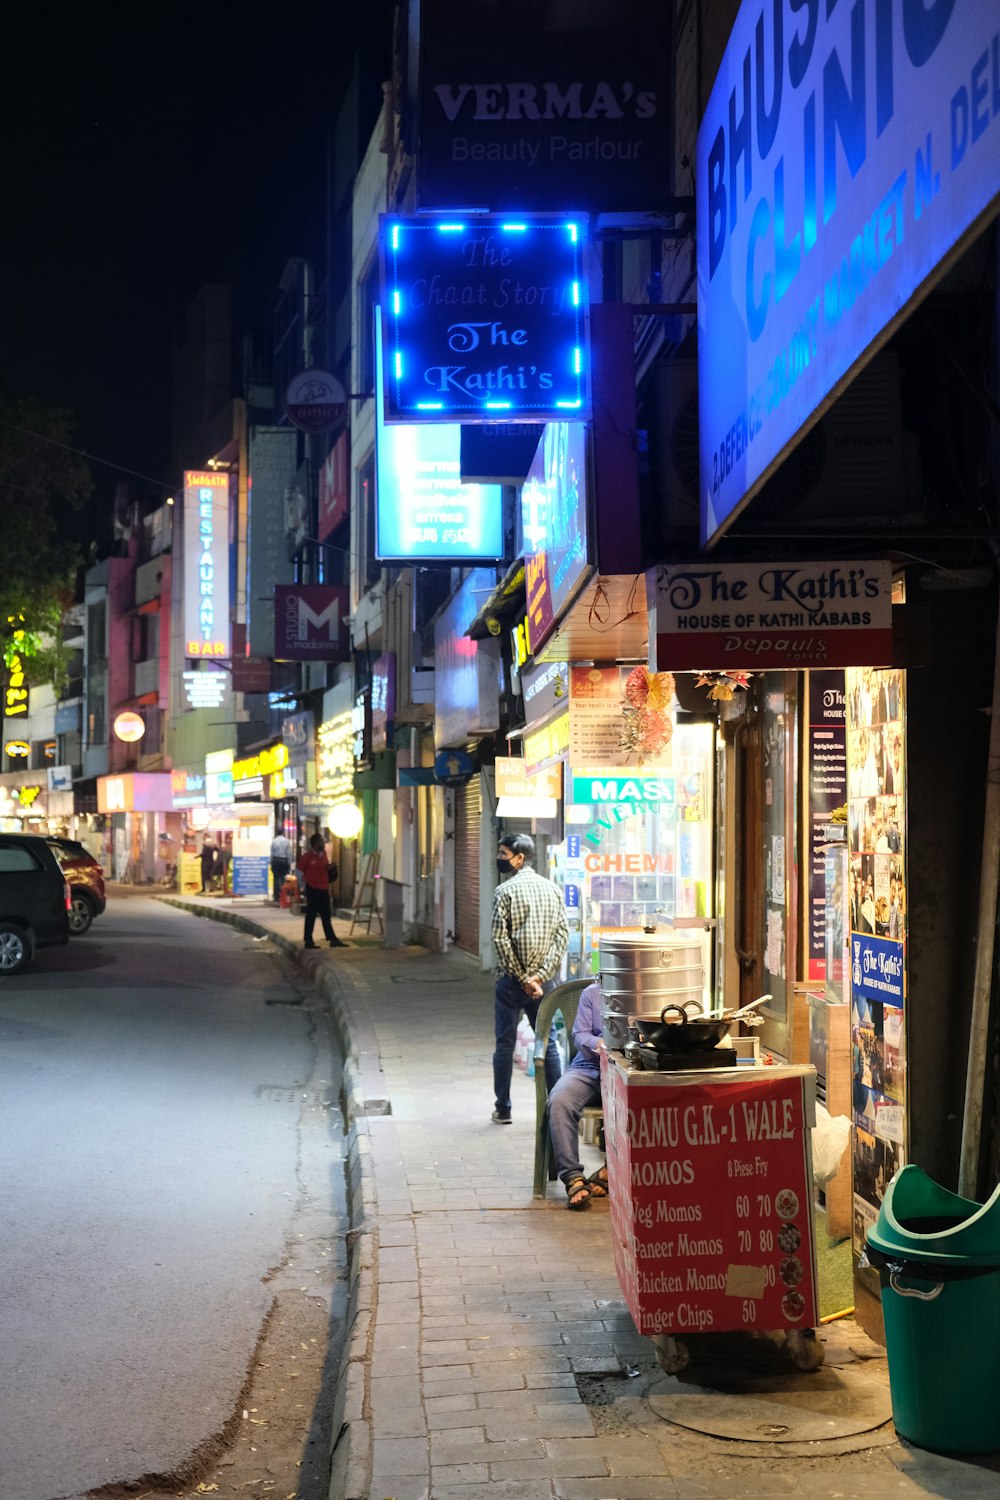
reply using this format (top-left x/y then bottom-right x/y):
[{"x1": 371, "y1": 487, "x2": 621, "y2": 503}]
[{"x1": 649, "y1": 352, "x2": 918, "y2": 541}]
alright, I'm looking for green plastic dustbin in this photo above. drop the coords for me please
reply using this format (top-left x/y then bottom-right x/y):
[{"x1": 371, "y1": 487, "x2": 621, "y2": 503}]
[{"x1": 866, "y1": 1164, "x2": 1000, "y2": 1453}]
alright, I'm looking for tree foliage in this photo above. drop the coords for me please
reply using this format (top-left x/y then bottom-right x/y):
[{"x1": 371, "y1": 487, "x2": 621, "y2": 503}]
[{"x1": 0, "y1": 396, "x2": 93, "y2": 690}]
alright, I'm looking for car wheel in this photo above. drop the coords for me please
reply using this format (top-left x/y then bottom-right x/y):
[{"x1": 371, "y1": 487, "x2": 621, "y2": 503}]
[
  {"x1": 0, "y1": 923, "x2": 31, "y2": 975},
  {"x1": 68, "y1": 892, "x2": 95, "y2": 936}
]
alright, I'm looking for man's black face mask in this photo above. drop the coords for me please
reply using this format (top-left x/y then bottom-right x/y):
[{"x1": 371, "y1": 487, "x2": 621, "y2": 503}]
[{"x1": 497, "y1": 855, "x2": 514, "y2": 873}]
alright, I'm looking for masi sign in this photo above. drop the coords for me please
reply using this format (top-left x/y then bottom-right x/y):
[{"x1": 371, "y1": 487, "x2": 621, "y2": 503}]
[
  {"x1": 417, "y1": 0, "x2": 672, "y2": 215},
  {"x1": 647, "y1": 559, "x2": 892, "y2": 671},
  {"x1": 697, "y1": 0, "x2": 1000, "y2": 544}
]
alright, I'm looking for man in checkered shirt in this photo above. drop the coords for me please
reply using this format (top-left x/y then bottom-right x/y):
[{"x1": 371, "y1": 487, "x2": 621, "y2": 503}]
[{"x1": 490, "y1": 832, "x2": 568, "y2": 1124}]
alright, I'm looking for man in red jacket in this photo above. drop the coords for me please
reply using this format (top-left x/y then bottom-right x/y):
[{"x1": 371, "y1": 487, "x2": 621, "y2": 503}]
[{"x1": 296, "y1": 834, "x2": 347, "y2": 949}]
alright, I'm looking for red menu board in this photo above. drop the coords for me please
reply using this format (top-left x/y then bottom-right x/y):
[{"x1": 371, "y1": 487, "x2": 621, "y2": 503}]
[{"x1": 601, "y1": 1056, "x2": 818, "y2": 1336}]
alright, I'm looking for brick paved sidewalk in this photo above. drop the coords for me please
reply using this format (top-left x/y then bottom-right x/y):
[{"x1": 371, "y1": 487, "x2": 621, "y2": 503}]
[{"x1": 162, "y1": 895, "x2": 1000, "y2": 1500}]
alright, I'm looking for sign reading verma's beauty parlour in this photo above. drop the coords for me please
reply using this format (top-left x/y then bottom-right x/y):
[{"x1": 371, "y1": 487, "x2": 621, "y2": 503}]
[
  {"x1": 697, "y1": 0, "x2": 1000, "y2": 545},
  {"x1": 647, "y1": 560, "x2": 893, "y2": 672},
  {"x1": 417, "y1": 0, "x2": 673, "y2": 215},
  {"x1": 380, "y1": 215, "x2": 590, "y2": 423}
]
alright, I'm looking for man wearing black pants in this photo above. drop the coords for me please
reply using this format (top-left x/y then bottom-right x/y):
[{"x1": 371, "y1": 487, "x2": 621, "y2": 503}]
[{"x1": 296, "y1": 834, "x2": 347, "y2": 949}]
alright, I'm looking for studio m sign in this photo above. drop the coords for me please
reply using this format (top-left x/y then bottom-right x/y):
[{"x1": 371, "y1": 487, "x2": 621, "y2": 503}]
[
  {"x1": 697, "y1": 0, "x2": 1000, "y2": 546},
  {"x1": 274, "y1": 586, "x2": 349, "y2": 663},
  {"x1": 647, "y1": 559, "x2": 893, "y2": 672},
  {"x1": 380, "y1": 214, "x2": 590, "y2": 423}
]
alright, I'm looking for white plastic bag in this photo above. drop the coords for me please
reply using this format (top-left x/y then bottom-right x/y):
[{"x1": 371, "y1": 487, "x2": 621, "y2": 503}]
[{"x1": 811, "y1": 1102, "x2": 851, "y2": 1186}]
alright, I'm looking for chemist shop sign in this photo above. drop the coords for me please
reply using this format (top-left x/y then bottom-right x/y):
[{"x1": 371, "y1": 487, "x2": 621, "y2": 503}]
[
  {"x1": 647, "y1": 560, "x2": 892, "y2": 672},
  {"x1": 379, "y1": 214, "x2": 591, "y2": 423},
  {"x1": 697, "y1": 0, "x2": 1000, "y2": 545}
]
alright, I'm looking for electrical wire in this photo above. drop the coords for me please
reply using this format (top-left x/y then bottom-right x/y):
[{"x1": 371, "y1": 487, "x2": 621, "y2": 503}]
[
  {"x1": 586, "y1": 572, "x2": 644, "y2": 633},
  {"x1": 0, "y1": 416, "x2": 176, "y2": 493}
]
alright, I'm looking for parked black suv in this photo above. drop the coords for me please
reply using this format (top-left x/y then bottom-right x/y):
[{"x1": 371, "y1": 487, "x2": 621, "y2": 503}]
[{"x1": 0, "y1": 833, "x2": 71, "y2": 975}]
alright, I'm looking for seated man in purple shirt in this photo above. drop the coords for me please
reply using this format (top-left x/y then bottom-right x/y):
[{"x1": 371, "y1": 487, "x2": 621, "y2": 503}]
[{"x1": 547, "y1": 980, "x2": 608, "y2": 1210}]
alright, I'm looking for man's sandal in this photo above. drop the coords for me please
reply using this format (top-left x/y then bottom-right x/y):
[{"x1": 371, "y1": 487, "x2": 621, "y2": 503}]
[
  {"x1": 565, "y1": 1176, "x2": 591, "y2": 1210},
  {"x1": 586, "y1": 1166, "x2": 609, "y2": 1198}
]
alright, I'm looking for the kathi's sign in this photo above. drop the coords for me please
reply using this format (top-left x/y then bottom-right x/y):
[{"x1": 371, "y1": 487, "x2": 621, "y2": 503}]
[
  {"x1": 380, "y1": 215, "x2": 590, "y2": 423},
  {"x1": 697, "y1": 0, "x2": 1000, "y2": 544},
  {"x1": 647, "y1": 560, "x2": 893, "y2": 671}
]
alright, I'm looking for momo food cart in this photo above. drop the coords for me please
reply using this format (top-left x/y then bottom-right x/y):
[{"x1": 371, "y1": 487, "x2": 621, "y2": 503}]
[{"x1": 601, "y1": 1050, "x2": 822, "y2": 1373}]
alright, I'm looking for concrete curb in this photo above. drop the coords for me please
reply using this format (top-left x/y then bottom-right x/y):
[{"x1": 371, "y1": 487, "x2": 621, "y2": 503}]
[{"x1": 158, "y1": 897, "x2": 376, "y2": 1500}]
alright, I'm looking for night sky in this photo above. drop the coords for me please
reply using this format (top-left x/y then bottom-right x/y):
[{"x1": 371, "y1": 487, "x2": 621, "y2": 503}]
[{"x1": 1, "y1": 6, "x2": 390, "y2": 545}]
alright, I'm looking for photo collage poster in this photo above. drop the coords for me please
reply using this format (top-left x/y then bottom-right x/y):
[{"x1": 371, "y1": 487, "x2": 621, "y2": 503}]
[{"x1": 845, "y1": 667, "x2": 906, "y2": 1258}]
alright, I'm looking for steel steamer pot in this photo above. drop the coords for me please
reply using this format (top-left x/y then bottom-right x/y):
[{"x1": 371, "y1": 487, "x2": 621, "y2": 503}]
[{"x1": 600, "y1": 933, "x2": 705, "y2": 1052}]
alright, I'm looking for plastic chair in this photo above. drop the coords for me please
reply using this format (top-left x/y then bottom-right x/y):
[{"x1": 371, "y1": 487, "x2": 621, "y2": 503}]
[{"x1": 532, "y1": 978, "x2": 602, "y2": 1198}]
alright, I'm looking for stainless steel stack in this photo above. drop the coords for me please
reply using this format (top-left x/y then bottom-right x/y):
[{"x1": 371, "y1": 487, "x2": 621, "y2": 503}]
[{"x1": 599, "y1": 932, "x2": 705, "y2": 1051}]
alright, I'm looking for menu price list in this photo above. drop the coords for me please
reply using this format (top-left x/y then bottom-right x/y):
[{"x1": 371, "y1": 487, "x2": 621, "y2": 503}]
[{"x1": 601, "y1": 1059, "x2": 818, "y2": 1337}]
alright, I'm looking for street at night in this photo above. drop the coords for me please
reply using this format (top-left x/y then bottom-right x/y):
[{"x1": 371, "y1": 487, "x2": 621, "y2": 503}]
[{"x1": 0, "y1": 896, "x2": 347, "y2": 1500}]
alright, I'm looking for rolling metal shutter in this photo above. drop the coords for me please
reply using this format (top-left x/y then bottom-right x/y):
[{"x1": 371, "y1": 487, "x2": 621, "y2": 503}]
[{"x1": 453, "y1": 776, "x2": 481, "y2": 956}]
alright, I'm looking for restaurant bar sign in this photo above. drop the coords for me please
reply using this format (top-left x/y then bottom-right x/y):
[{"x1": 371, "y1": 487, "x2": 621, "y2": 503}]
[
  {"x1": 379, "y1": 214, "x2": 590, "y2": 423},
  {"x1": 417, "y1": 0, "x2": 673, "y2": 215},
  {"x1": 647, "y1": 560, "x2": 893, "y2": 672},
  {"x1": 697, "y1": 0, "x2": 1000, "y2": 545},
  {"x1": 183, "y1": 470, "x2": 231, "y2": 658}
]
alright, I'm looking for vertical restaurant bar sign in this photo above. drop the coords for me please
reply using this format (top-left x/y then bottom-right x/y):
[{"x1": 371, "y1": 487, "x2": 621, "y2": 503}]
[
  {"x1": 274, "y1": 585, "x2": 350, "y2": 663},
  {"x1": 380, "y1": 214, "x2": 591, "y2": 423},
  {"x1": 647, "y1": 559, "x2": 892, "y2": 672},
  {"x1": 697, "y1": 0, "x2": 1000, "y2": 546},
  {"x1": 184, "y1": 470, "x2": 231, "y2": 659},
  {"x1": 417, "y1": 0, "x2": 673, "y2": 215}
]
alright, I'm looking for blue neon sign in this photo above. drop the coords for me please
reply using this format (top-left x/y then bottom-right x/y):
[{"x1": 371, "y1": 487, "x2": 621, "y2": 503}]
[
  {"x1": 380, "y1": 214, "x2": 590, "y2": 423},
  {"x1": 374, "y1": 324, "x2": 504, "y2": 562}
]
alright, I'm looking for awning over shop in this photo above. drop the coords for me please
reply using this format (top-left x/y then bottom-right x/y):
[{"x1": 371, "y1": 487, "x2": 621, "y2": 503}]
[{"x1": 530, "y1": 572, "x2": 648, "y2": 667}]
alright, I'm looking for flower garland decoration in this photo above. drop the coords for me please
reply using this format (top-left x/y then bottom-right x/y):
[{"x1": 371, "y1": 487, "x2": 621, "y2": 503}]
[
  {"x1": 620, "y1": 667, "x2": 675, "y2": 762},
  {"x1": 695, "y1": 670, "x2": 753, "y2": 702}
]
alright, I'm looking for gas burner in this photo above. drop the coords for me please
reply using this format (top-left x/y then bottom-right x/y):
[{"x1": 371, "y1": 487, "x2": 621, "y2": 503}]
[{"x1": 630, "y1": 1043, "x2": 738, "y2": 1072}]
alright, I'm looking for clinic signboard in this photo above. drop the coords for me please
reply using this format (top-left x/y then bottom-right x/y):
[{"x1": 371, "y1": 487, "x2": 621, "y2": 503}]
[
  {"x1": 374, "y1": 328, "x2": 504, "y2": 561},
  {"x1": 697, "y1": 0, "x2": 1000, "y2": 545},
  {"x1": 647, "y1": 559, "x2": 893, "y2": 672},
  {"x1": 183, "y1": 470, "x2": 231, "y2": 658},
  {"x1": 417, "y1": 0, "x2": 673, "y2": 215},
  {"x1": 380, "y1": 214, "x2": 590, "y2": 422}
]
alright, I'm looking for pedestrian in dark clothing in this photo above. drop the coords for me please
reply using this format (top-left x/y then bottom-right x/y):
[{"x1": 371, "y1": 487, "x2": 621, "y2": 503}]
[
  {"x1": 297, "y1": 834, "x2": 346, "y2": 949},
  {"x1": 490, "y1": 833, "x2": 568, "y2": 1124},
  {"x1": 270, "y1": 831, "x2": 293, "y2": 904},
  {"x1": 199, "y1": 834, "x2": 220, "y2": 893}
]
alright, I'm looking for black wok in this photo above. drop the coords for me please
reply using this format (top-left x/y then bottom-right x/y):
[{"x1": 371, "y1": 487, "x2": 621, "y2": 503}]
[{"x1": 630, "y1": 1004, "x2": 732, "y2": 1055}]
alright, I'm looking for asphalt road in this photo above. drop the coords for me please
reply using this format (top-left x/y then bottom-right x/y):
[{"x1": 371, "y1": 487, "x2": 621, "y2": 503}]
[{"x1": 0, "y1": 895, "x2": 345, "y2": 1500}]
